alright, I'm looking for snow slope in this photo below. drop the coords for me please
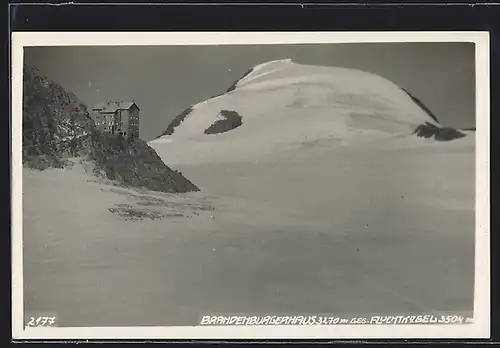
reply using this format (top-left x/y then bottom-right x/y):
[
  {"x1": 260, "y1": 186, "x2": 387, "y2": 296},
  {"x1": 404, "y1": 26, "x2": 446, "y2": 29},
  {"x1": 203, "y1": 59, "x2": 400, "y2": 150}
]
[
  {"x1": 150, "y1": 59, "x2": 472, "y2": 165},
  {"x1": 23, "y1": 149, "x2": 475, "y2": 326}
]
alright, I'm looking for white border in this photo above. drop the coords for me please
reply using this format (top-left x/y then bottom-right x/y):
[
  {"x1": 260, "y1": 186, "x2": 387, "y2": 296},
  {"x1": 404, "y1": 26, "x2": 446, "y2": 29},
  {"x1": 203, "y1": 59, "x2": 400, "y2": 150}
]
[{"x1": 11, "y1": 31, "x2": 490, "y2": 340}]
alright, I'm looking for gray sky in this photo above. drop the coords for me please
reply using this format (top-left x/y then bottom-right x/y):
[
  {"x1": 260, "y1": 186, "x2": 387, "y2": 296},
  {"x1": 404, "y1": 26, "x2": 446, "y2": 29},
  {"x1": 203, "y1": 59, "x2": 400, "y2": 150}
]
[{"x1": 24, "y1": 42, "x2": 475, "y2": 141}]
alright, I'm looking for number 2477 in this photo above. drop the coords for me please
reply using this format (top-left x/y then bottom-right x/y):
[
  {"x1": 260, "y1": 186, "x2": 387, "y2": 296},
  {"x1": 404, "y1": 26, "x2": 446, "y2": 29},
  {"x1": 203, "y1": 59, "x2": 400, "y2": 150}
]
[{"x1": 26, "y1": 316, "x2": 56, "y2": 327}]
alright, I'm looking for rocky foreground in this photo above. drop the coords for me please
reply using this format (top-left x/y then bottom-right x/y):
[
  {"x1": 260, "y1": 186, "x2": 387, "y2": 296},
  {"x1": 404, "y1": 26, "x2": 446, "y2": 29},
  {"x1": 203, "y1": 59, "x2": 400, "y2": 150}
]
[{"x1": 22, "y1": 65, "x2": 199, "y2": 193}]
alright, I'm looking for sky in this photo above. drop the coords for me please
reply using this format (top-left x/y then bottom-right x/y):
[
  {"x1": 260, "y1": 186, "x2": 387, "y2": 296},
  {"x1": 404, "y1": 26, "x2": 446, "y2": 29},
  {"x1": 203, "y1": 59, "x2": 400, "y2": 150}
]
[{"x1": 24, "y1": 42, "x2": 476, "y2": 141}]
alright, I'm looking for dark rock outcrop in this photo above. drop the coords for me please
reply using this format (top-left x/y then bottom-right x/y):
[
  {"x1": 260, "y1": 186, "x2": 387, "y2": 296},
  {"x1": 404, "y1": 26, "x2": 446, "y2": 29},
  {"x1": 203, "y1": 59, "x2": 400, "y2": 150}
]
[
  {"x1": 23, "y1": 64, "x2": 200, "y2": 193},
  {"x1": 156, "y1": 68, "x2": 254, "y2": 139},
  {"x1": 401, "y1": 88, "x2": 440, "y2": 123},
  {"x1": 402, "y1": 88, "x2": 472, "y2": 141},
  {"x1": 413, "y1": 122, "x2": 467, "y2": 141},
  {"x1": 90, "y1": 132, "x2": 199, "y2": 193},
  {"x1": 225, "y1": 68, "x2": 254, "y2": 93},
  {"x1": 23, "y1": 65, "x2": 94, "y2": 169},
  {"x1": 204, "y1": 110, "x2": 243, "y2": 135},
  {"x1": 155, "y1": 106, "x2": 193, "y2": 138}
]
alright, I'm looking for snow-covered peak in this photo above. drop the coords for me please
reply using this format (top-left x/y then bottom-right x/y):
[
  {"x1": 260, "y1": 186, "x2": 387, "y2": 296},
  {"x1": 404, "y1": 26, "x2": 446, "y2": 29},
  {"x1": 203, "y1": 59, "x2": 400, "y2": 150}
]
[
  {"x1": 150, "y1": 61, "x2": 470, "y2": 164},
  {"x1": 249, "y1": 58, "x2": 293, "y2": 75},
  {"x1": 156, "y1": 61, "x2": 440, "y2": 137},
  {"x1": 233, "y1": 58, "x2": 295, "y2": 90}
]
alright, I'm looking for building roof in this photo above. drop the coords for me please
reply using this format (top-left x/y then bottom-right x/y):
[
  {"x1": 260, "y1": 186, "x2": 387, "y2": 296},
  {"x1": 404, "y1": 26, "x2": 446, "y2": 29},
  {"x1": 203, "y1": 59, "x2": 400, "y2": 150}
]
[{"x1": 92, "y1": 101, "x2": 139, "y2": 112}]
